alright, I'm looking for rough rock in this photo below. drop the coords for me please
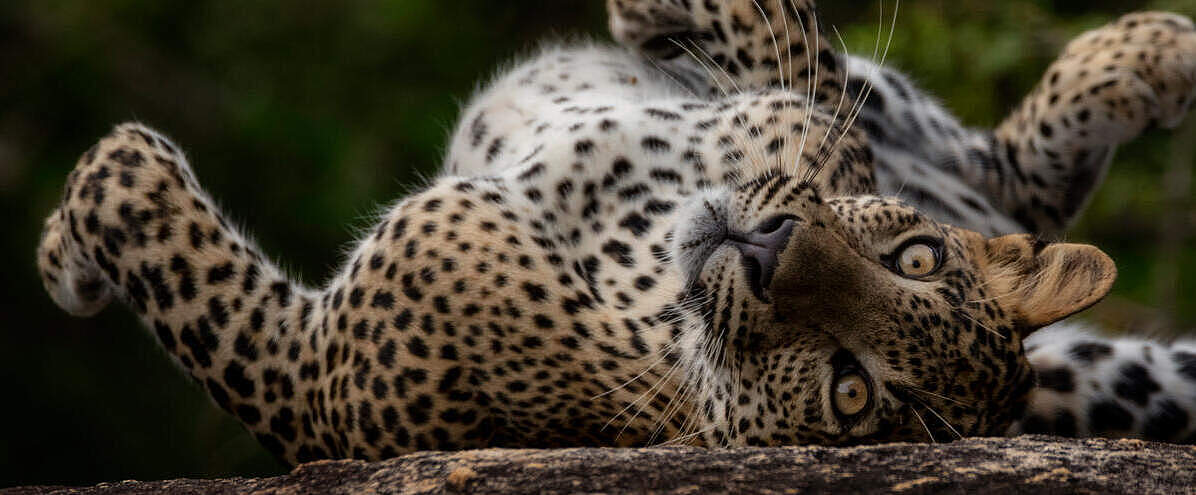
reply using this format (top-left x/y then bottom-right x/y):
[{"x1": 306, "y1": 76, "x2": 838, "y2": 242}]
[{"x1": 5, "y1": 436, "x2": 1195, "y2": 494}]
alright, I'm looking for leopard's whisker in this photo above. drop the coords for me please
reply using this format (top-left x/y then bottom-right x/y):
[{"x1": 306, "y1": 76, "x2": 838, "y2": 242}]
[
  {"x1": 658, "y1": 421, "x2": 719, "y2": 447},
  {"x1": 812, "y1": 0, "x2": 900, "y2": 183},
  {"x1": 644, "y1": 53, "x2": 704, "y2": 99},
  {"x1": 909, "y1": 392, "x2": 964, "y2": 440},
  {"x1": 593, "y1": 345, "x2": 672, "y2": 400},
  {"x1": 908, "y1": 402, "x2": 938, "y2": 443},
  {"x1": 752, "y1": 0, "x2": 788, "y2": 94},
  {"x1": 961, "y1": 278, "x2": 1023, "y2": 306},
  {"x1": 962, "y1": 291, "x2": 1019, "y2": 305},
  {"x1": 677, "y1": 37, "x2": 775, "y2": 181},
  {"x1": 750, "y1": 0, "x2": 798, "y2": 175},
  {"x1": 649, "y1": 370, "x2": 698, "y2": 444},
  {"x1": 678, "y1": 39, "x2": 775, "y2": 181},
  {"x1": 685, "y1": 40, "x2": 774, "y2": 173},
  {"x1": 671, "y1": 386, "x2": 711, "y2": 445},
  {"x1": 603, "y1": 297, "x2": 708, "y2": 438},
  {"x1": 789, "y1": 0, "x2": 818, "y2": 179},
  {"x1": 666, "y1": 282, "x2": 736, "y2": 447},
  {"x1": 671, "y1": 39, "x2": 734, "y2": 99},
  {"x1": 777, "y1": 0, "x2": 795, "y2": 96},
  {"x1": 661, "y1": 297, "x2": 721, "y2": 446},
  {"x1": 578, "y1": 295, "x2": 700, "y2": 410},
  {"x1": 623, "y1": 307, "x2": 714, "y2": 441},
  {"x1": 806, "y1": 0, "x2": 891, "y2": 183},
  {"x1": 685, "y1": 39, "x2": 743, "y2": 98},
  {"x1": 810, "y1": 26, "x2": 855, "y2": 174},
  {"x1": 595, "y1": 301, "x2": 701, "y2": 433},
  {"x1": 956, "y1": 309, "x2": 1008, "y2": 341},
  {"x1": 603, "y1": 347, "x2": 682, "y2": 433},
  {"x1": 901, "y1": 383, "x2": 977, "y2": 409},
  {"x1": 690, "y1": 40, "x2": 744, "y2": 95},
  {"x1": 615, "y1": 356, "x2": 685, "y2": 438},
  {"x1": 774, "y1": 0, "x2": 798, "y2": 174}
]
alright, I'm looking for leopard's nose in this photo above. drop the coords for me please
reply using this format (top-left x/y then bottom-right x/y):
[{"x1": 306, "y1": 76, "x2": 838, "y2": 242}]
[{"x1": 728, "y1": 216, "x2": 797, "y2": 302}]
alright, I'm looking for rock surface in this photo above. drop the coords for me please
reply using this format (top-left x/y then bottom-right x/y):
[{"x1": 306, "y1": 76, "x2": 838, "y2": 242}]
[{"x1": 5, "y1": 436, "x2": 1195, "y2": 494}]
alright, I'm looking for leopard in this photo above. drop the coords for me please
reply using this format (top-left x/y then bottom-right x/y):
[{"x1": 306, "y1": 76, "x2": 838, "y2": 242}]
[
  {"x1": 604, "y1": 0, "x2": 1196, "y2": 441},
  {"x1": 34, "y1": 0, "x2": 1196, "y2": 466}
]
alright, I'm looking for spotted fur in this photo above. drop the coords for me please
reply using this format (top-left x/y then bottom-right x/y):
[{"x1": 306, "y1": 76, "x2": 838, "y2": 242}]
[{"x1": 35, "y1": 1, "x2": 1194, "y2": 465}]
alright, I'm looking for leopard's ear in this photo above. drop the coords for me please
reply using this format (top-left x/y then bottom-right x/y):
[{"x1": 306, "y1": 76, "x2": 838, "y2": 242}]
[{"x1": 983, "y1": 235, "x2": 1116, "y2": 333}]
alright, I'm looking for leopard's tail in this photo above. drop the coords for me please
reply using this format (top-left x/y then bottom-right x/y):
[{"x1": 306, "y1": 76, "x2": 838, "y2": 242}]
[
  {"x1": 1011, "y1": 322, "x2": 1196, "y2": 443},
  {"x1": 36, "y1": 122, "x2": 321, "y2": 463}
]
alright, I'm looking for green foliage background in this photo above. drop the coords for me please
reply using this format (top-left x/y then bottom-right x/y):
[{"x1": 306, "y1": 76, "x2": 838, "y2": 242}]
[{"x1": 2, "y1": 0, "x2": 1193, "y2": 487}]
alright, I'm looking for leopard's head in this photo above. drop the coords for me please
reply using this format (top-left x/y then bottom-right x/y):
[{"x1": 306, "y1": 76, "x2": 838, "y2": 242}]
[{"x1": 671, "y1": 173, "x2": 1116, "y2": 446}]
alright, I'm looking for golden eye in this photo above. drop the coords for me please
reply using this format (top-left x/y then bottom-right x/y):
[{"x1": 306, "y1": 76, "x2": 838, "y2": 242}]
[
  {"x1": 897, "y1": 242, "x2": 939, "y2": 278},
  {"x1": 833, "y1": 373, "x2": 870, "y2": 417}
]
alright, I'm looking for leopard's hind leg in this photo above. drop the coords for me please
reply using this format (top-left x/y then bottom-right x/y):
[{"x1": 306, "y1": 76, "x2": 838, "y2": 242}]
[{"x1": 981, "y1": 12, "x2": 1196, "y2": 235}]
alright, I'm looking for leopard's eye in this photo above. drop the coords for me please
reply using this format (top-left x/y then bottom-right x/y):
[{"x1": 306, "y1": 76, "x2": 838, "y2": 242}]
[
  {"x1": 832, "y1": 373, "x2": 870, "y2": 417},
  {"x1": 830, "y1": 351, "x2": 873, "y2": 422},
  {"x1": 894, "y1": 241, "x2": 941, "y2": 278}
]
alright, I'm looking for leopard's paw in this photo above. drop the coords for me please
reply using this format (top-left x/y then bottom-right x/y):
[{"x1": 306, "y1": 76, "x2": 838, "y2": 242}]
[{"x1": 1058, "y1": 12, "x2": 1196, "y2": 131}]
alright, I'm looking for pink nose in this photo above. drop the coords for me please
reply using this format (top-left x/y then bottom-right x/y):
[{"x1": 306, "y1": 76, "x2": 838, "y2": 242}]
[{"x1": 727, "y1": 217, "x2": 797, "y2": 302}]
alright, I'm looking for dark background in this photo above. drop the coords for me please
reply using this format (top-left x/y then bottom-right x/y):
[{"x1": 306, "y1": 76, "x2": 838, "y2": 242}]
[{"x1": 2, "y1": 0, "x2": 1194, "y2": 487}]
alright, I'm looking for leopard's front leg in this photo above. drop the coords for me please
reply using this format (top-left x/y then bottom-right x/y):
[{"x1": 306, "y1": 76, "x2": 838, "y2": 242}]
[
  {"x1": 981, "y1": 12, "x2": 1196, "y2": 235},
  {"x1": 36, "y1": 124, "x2": 332, "y2": 464}
]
